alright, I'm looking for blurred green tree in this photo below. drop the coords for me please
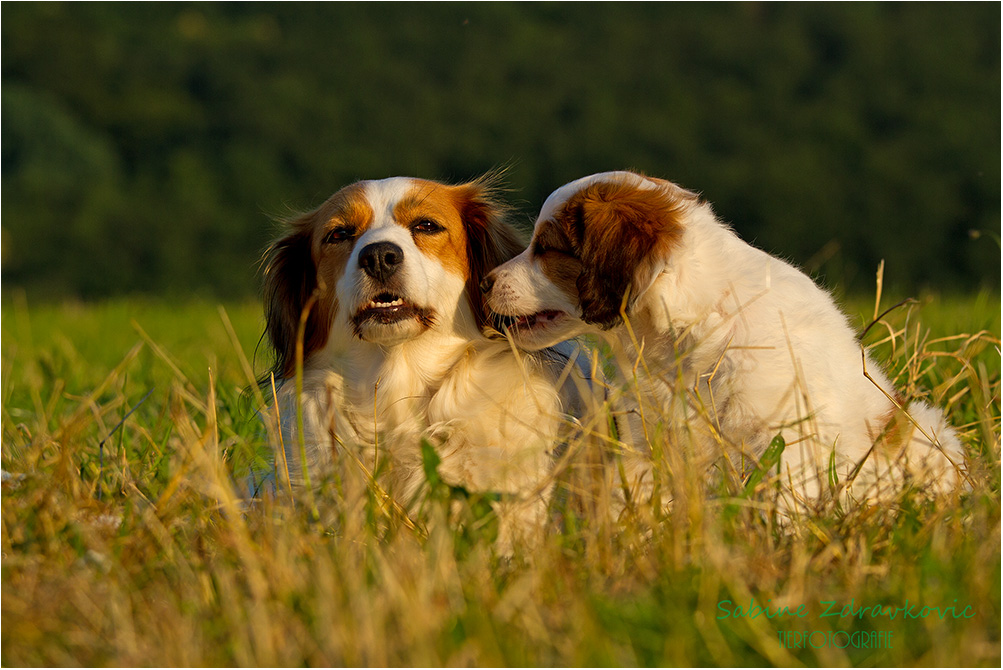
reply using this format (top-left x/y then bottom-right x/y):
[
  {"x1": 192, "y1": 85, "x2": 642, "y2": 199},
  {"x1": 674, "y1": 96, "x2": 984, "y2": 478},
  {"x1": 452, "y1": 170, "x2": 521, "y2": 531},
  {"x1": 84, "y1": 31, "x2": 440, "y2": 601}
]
[{"x1": 2, "y1": 2, "x2": 998, "y2": 299}]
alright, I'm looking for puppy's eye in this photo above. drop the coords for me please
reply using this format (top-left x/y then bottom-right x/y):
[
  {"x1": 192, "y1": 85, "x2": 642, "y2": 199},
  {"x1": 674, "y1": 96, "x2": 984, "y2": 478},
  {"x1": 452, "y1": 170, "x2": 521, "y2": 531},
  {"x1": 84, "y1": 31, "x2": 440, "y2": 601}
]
[
  {"x1": 533, "y1": 242, "x2": 562, "y2": 256},
  {"x1": 323, "y1": 226, "x2": 355, "y2": 244},
  {"x1": 412, "y1": 219, "x2": 444, "y2": 235}
]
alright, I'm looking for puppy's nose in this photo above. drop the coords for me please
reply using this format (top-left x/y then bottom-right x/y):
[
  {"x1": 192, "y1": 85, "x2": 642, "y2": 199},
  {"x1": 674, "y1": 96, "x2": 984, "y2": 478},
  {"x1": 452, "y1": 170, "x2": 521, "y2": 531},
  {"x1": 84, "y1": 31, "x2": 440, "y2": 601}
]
[
  {"x1": 359, "y1": 242, "x2": 404, "y2": 282},
  {"x1": 479, "y1": 272, "x2": 496, "y2": 294}
]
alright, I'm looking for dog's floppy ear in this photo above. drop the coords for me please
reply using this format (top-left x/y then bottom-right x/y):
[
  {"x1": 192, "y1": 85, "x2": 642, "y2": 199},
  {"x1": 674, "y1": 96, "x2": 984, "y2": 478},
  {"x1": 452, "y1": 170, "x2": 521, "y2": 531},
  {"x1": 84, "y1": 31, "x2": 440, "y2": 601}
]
[
  {"x1": 568, "y1": 179, "x2": 686, "y2": 329},
  {"x1": 261, "y1": 213, "x2": 335, "y2": 383},
  {"x1": 456, "y1": 175, "x2": 527, "y2": 331}
]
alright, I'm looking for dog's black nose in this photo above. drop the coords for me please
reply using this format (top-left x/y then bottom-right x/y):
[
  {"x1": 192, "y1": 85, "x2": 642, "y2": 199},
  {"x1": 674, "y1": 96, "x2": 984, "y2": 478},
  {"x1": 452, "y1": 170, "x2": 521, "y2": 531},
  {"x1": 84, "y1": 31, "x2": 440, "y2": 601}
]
[
  {"x1": 359, "y1": 242, "x2": 404, "y2": 282},
  {"x1": 479, "y1": 273, "x2": 496, "y2": 294}
]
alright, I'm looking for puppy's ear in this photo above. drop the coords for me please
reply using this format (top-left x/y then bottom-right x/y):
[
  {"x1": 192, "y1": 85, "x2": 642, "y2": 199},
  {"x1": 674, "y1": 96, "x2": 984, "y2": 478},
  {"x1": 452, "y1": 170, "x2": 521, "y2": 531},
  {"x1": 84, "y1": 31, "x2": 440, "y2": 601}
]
[
  {"x1": 261, "y1": 214, "x2": 334, "y2": 382},
  {"x1": 457, "y1": 175, "x2": 527, "y2": 331},
  {"x1": 569, "y1": 180, "x2": 687, "y2": 329}
]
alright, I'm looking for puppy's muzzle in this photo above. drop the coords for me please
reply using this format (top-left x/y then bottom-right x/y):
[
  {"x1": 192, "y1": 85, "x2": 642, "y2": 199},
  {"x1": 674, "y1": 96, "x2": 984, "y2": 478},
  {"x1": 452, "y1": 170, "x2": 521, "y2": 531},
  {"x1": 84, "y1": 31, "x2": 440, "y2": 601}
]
[{"x1": 360, "y1": 241, "x2": 404, "y2": 283}]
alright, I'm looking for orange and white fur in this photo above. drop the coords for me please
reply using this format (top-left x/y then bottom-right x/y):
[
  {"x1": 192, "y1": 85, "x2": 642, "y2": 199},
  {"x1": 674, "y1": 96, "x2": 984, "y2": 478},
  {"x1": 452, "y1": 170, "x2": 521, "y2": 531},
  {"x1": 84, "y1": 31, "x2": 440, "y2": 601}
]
[
  {"x1": 484, "y1": 170, "x2": 966, "y2": 512},
  {"x1": 261, "y1": 175, "x2": 582, "y2": 547}
]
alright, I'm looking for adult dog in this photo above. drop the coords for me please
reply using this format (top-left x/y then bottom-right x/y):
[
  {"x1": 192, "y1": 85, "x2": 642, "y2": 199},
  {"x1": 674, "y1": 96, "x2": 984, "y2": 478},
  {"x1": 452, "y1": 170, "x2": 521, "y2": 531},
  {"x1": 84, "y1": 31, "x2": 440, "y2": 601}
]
[
  {"x1": 483, "y1": 170, "x2": 965, "y2": 512},
  {"x1": 261, "y1": 175, "x2": 583, "y2": 547}
]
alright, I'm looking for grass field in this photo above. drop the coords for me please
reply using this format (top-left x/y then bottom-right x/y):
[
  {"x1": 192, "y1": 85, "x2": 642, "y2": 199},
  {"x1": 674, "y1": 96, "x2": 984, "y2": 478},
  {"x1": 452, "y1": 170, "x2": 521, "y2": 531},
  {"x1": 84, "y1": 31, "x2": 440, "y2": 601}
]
[{"x1": 2, "y1": 289, "x2": 1000, "y2": 666}]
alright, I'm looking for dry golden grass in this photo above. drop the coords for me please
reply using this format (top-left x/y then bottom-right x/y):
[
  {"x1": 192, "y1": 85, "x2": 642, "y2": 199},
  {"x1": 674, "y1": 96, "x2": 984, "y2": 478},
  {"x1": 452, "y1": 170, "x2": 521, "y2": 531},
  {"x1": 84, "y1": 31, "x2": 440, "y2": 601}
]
[{"x1": 2, "y1": 291, "x2": 1000, "y2": 666}]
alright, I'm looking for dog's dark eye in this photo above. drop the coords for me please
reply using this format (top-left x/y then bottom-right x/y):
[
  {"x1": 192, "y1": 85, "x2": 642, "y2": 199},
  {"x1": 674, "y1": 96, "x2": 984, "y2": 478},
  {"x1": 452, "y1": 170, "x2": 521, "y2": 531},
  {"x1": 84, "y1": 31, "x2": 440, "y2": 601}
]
[
  {"x1": 412, "y1": 219, "x2": 444, "y2": 235},
  {"x1": 533, "y1": 242, "x2": 563, "y2": 256},
  {"x1": 323, "y1": 226, "x2": 355, "y2": 244}
]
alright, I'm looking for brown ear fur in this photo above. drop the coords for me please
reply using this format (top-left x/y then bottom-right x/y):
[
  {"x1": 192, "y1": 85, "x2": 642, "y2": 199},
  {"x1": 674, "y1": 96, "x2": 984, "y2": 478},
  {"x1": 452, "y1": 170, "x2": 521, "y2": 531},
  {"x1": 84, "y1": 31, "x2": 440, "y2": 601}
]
[
  {"x1": 457, "y1": 176, "x2": 527, "y2": 331},
  {"x1": 261, "y1": 213, "x2": 335, "y2": 383},
  {"x1": 563, "y1": 178, "x2": 687, "y2": 329}
]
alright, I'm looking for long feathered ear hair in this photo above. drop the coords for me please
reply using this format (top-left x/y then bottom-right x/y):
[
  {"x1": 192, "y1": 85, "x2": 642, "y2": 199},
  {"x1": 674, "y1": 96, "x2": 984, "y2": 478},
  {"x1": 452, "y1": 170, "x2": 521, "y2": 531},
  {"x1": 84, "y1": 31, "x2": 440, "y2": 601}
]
[
  {"x1": 455, "y1": 172, "x2": 527, "y2": 331},
  {"x1": 259, "y1": 210, "x2": 336, "y2": 386},
  {"x1": 565, "y1": 176, "x2": 690, "y2": 329}
]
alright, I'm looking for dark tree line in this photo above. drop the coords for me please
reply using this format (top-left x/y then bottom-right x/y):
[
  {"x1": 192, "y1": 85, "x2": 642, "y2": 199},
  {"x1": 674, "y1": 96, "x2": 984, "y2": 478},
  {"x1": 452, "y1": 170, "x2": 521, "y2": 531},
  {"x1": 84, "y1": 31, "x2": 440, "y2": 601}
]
[{"x1": 2, "y1": 2, "x2": 999, "y2": 299}]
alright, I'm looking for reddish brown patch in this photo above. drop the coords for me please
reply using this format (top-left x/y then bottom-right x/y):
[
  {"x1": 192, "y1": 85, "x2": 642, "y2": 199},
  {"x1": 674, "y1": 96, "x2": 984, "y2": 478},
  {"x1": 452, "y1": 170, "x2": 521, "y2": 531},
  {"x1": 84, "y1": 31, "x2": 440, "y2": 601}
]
[
  {"x1": 391, "y1": 176, "x2": 524, "y2": 330},
  {"x1": 261, "y1": 183, "x2": 374, "y2": 381},
  {"x1": 314, "y1": 182, "x2": 375, "y2": 288},
  {"x1": 393, "y1": 182, "x2": 472, "y2": 279},
  {"x1": 533, "y1": 219, "x2": 583, "y2": 300},
  {"x1": 549, "y1": 175, "x2": 692, "y2": 328}
]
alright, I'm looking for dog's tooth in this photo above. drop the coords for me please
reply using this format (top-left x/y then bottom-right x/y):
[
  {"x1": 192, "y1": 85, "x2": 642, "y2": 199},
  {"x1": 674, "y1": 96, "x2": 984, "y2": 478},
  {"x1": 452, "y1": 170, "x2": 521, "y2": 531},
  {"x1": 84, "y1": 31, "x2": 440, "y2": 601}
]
[{"x1": 364, "y1": 297, "x2": 404, "y2": 309}]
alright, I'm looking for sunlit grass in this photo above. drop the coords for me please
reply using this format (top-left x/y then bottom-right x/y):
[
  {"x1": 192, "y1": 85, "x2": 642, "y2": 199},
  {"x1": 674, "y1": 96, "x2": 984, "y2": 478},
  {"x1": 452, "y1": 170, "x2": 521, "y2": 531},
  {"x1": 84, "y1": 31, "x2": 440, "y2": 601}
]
[{"x1": 2, "y1": 290, "x2": 1000, "y2": 666}]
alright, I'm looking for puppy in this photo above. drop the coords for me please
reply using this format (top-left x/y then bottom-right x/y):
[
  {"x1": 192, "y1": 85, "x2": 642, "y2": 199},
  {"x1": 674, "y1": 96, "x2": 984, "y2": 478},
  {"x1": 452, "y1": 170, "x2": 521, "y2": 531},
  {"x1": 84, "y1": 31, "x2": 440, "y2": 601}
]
[
  {"x1": 261, "y1": 175, "x2": 584, "y2": 547},
  {"x1": 484, "y1": 170, "x2": 966, "y2": 512}
]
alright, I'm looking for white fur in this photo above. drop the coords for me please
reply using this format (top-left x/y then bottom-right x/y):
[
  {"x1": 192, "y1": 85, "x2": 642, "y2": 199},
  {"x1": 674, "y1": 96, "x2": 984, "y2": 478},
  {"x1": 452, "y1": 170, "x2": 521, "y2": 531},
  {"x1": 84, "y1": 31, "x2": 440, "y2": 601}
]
[
  {"x1": 269, "y1": 177, "x2": 583, "y2": 549},
  {"x1": 487, "y1": 172, "x2": 966, "y2": 512}
]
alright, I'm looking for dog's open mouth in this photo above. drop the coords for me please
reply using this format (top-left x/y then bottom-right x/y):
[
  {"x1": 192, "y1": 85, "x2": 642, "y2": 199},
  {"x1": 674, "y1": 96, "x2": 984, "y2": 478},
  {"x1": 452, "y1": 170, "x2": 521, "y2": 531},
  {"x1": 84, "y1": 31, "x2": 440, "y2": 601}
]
[
  {"x1": 353, "y1": 292, "x2": 434, "y2": 327},
  {"x1": 491, "y1": 310, "x2": 566, "y2": 335}
]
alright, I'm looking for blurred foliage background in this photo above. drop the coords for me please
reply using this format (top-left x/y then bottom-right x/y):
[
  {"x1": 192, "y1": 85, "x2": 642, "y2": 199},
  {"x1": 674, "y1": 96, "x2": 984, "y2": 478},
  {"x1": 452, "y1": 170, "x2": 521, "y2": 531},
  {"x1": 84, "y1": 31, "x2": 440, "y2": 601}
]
[{"x1": 2, "y1": 2, "x2": 999, "y2": 301}]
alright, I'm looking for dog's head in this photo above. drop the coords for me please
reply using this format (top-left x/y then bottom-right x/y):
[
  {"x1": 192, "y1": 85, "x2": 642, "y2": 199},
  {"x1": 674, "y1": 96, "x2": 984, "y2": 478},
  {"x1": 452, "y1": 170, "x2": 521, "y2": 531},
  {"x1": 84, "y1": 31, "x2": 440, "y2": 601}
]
[
  {"x1": 262, "y1": 175, "x2": 524, "y2": 380},
  {"x1": 484, "y1": 171, "x2": 695, "y2": 350}
]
